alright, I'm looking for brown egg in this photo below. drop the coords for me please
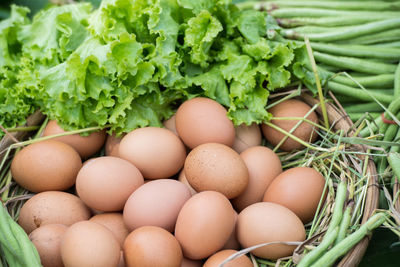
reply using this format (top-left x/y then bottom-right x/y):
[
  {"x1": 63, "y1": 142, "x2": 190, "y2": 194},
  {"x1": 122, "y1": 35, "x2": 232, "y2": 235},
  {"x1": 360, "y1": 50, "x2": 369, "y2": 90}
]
[
  {"x1": 175, "y1": 97, "x2": 235, "y2": 149},
  {"x1": 11, "y1": 140, "x2": 82, "y2": 193},
  {"x1": 263, "y1": 167, "x2": 326, "y2": 223},
  {"x1": 232, "y1": 146, "x2": 282, "y2": 212},
  {"x1": 163, "y1": 114, "x2": 178, "y2": 136},
  {"x1": 261, "y1": 99, "x2": 318, "y2": 151},
  {"x1": 119, "y1": 127, "x2": 186, "y2": 179},
  {"x1": 181, "y1": 257, "x2": 203, "y2": 267},
  {"x1": 105, "y1": 133, "x2": 125, "y2": 157},
  {"x1": 184, "y1": 143, "x2": 249, "y2": 199},
  {"x1": 237, "y1": 202, "x2": 306, "y2": 260},
  {"x1": 61, "y1": 221, "x2": 120, "y2": 267},
  {"x1": 175, "y1": 191, "x2": 235, "y2": 260},
  {"x1": 43, "y1": 120, "x2": 106, "y2": 158},
  {"x1": 123, "y1": 179, "x2": 191, "y2": 232},
  {"x1": 222, "y1": 211, "x2": 240, "y2": 250},
  {"x1": 124, "y1": 226, "x2": 182, "y2": 267},
  {"x1": 18, "y1": 191, "x2": 91, "y2": 234},
  {"x1": 178, "y1": 169, "x2": 197, "y2": 195},
  {"x1": 29, "y1": 224, "x2": 68, "y2": 267},
  {"x1": 90, "y1": 213, "x2": 130, "y2": 247},
  {"x1": 76, "y1": 156, "x2": 144, "y2": 212},
  {"x1": 232, "y1": 123, "x2": 262, "y2": 153},
  {"x1": 203, "y1": 250, "x2": 252, "y2": 267}
]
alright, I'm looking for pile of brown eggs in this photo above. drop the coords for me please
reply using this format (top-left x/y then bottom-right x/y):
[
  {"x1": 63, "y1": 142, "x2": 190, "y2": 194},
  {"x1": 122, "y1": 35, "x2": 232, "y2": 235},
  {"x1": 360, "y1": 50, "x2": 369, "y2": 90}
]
[{"x1": 11, "y1": 97, "x2": 326, "y2": 267}]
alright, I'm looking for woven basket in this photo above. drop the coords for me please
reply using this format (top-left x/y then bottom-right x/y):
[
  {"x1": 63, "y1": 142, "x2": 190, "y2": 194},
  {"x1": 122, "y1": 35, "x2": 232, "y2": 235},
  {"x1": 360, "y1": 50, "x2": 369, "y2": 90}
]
[
  {"x1": 0, "y1": 94, "x2": 379, "y2": 266},
  {"x1": 300, "y1": 94, "x2": 379, "y2": 267}
]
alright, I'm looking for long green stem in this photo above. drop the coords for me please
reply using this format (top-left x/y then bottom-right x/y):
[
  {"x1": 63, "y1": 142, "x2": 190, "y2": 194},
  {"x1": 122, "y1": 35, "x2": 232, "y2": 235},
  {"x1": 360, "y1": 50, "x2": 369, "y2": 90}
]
[
  {"x1": 335, "y1": 204, "x2": 353, "y2": 245},
  {"x1": 332, "y1": 74, "x2": 394, "y2": 88},
  {"x1": 238, "y1": 1, "x2": 400, "y2": 11},
  {"x1": 277, "y1": 16, "x2": 394, "y2": 27},
  {"x1": 314, "y1": 52, "x2": 397, "y2": 74},
  {"x1": 326, "y1": 82, "x2": 393, "y2": 104},
  {"x1": 394, "y1": 62, "x2": 400, "y2": 98},
  {"x1": 337, "y1": 28, "x2": 400, "y2": 45},
  {"x1": 326, "y1": 180, "x2": 347, "y2": 235},
  {"x1": 271, "y1": 8, "x2": 400, "y2": 19},
  {"x1": 297, "y1": 227, "x2": 339, "y2": 267},
  {"x1": 310, "y1": 212, "x2": 389, "y2": 267}
]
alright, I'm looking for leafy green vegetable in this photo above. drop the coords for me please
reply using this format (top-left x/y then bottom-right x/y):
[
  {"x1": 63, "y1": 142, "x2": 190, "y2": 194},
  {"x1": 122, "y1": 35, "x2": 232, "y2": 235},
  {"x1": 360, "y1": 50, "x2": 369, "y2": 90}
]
[{"x1": 0, "y1": 0, "x2": 308, "y2": 136}]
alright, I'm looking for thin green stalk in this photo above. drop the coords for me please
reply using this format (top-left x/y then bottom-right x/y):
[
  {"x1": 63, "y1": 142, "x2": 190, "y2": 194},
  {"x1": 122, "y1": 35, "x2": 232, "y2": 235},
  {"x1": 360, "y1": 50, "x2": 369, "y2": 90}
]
[
  {"x1": 270, "y1": 8, "x2": 400, "y2": 19},
  {"x1": 373, "y1": 41, "x2": 400, "y2": 48},
  {"x1": 332, "y1": 74, "x2": 394, "y2": 89},
  {"x1": 4, "y1": 126, "x2": 40, "y2": 133},
  {"x1": 305, "y1": 38, "x2": 329, "y2": 129},
  {"x1": 314, "y1": 52, "x2": 397, "y2": 75},
  {"x1": 326, "y1": 180, "x2": 347, "y2": 236},
  {"x1": 326, "y1": 82, "x2": 393, "y2": 104},
  {"x1": 308, "y1": 42, "x2": 400, "y2": 60},
  {"x1": 263, "y1": 122, "x2": 328, "y2": 152},
  {"x1": 297, "y1": 227, "x2": 339, "y2": 267},
  {"x1": 348, "y1": 113, "x2": 380, "y2": 122},
  {"x1": 239, "y1": 1, "x2": 400, "y2": 11},
  {"x1": 337, "y1": 28, "x2": 400, "y2": 45},
  {"x1": 335, "y1": 204, "x2": 353, "y2": 245},
  {"x1": 344, "y1": 102, "x2": 384, "y2": 114},
  {"x1": 310, "y1": 212, "x2": 389, "y2": 267},
  {"x1": 277, "y1": 16, "x2": 393, "y2": 27},
  {"x1": 283, "y1": 18, "x2": 400, "y2": 42}
]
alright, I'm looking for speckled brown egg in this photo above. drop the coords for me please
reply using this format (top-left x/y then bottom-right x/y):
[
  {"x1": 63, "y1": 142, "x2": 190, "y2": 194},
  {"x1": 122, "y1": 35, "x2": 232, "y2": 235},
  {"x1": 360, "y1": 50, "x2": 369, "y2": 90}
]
[
  {"x1": 175, "y1": 97, "x2": 235, "y2": 149},
  {"x1": 232, "y1": 146, "x2": 282, "y2": 212},
  {"x1": 105, "y1": 133, "x2": 125, "y2": 157},
  {"x1": 181, "y1": 257, "x2": 203, "y2": 267},
  {"x1": 184, "y1": 143, "x2": 249, "y2": 199},
  {"x1": 76, "y1": 156, "x2": 144, "y2": 212},
  {"x1": 11, "y1": 140, "x2": 82, "y2": 193},
  {"x1": 178, "y1": 169, "x2": 197, "y2": 196},
  {"x1": 263, "y1": 167, "x2": 326, "y2": 223},
  {"x1": 232, "y1": 123, "x2": 262, "y2": 153},
  {"x1": 124, "y1": 226, "x2": 182, "y2": 267},
  {"x1": 90, "y1": 213, "x2": 129, "y2": 247},
  {"x1": 163, "y1": 114, "x2": 178, "y2": 136},
  {"x1": 261, "y1": 99, "x2": 318, "y2": 151},
  {"x1": 175, "y1": 191, "x2": 235, "y2": 260},
  {"x1": 29, "y1": 224, "x2": 68, "y2": 267},
  {"x1": 203, "y1": 250, "x2": 252, "y2": 267},
  {"x1": 43, "y1": 120, "x2": 106, "y2": 158},
  {"x1": 237, "y1": 202, "x2": 306, "y2": 260},
  {"x1": 119, "y1": 127, "x2": 186, "y2": 179},
  {"x1": 18, "y1": 191, "x2": 91, "y2": 234},
  {"x1": 123, "y1": 179, "x2": 191, "y2": 232},
  {"x1": 61, "y1": 221, "x2": 120, "y2": 267}
]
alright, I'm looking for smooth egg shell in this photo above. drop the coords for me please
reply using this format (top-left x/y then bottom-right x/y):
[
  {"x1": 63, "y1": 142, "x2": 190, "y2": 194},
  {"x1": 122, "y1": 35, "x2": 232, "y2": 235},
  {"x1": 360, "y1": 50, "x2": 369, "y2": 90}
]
[
  {"x1": 105, "y1": 133, "x2": 125, "y2": 157},
  {"x1": 175, "y1": 191, "x2": 235, "y2": 260},
  {"x1": 123, "y1": 226, "x2": 182, "y2": 267},
  {"x1": 119, "y1": 127, "x2": 186, "y2": 179},
  {"x1": 232, "y1": 146, "x2": 282, "y2": 212},
  {"x1": 263, "y1": 167, "x2": 326, "y2": 223},
  {"x1": 76, "y1": 156, "x2": 144, "y2": 212},
  {"x1": 11, "y1": 140, "x2": 82, "y2": 193},
  {"x1": 61, "y1": 221, "x2": 120, "y2": 267},
  {"x1": 123, "y1": 179, "x2": 191, "y2": 232},
  {"x1": 237, "y1": 202, "x2": 306, "y2": 260},
  {"x1": 175, "y1": 97, "x2": 235, "y2": 149},
  {"x1": 203, "y1": 249, "x2": 252, "y2": 267}
]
